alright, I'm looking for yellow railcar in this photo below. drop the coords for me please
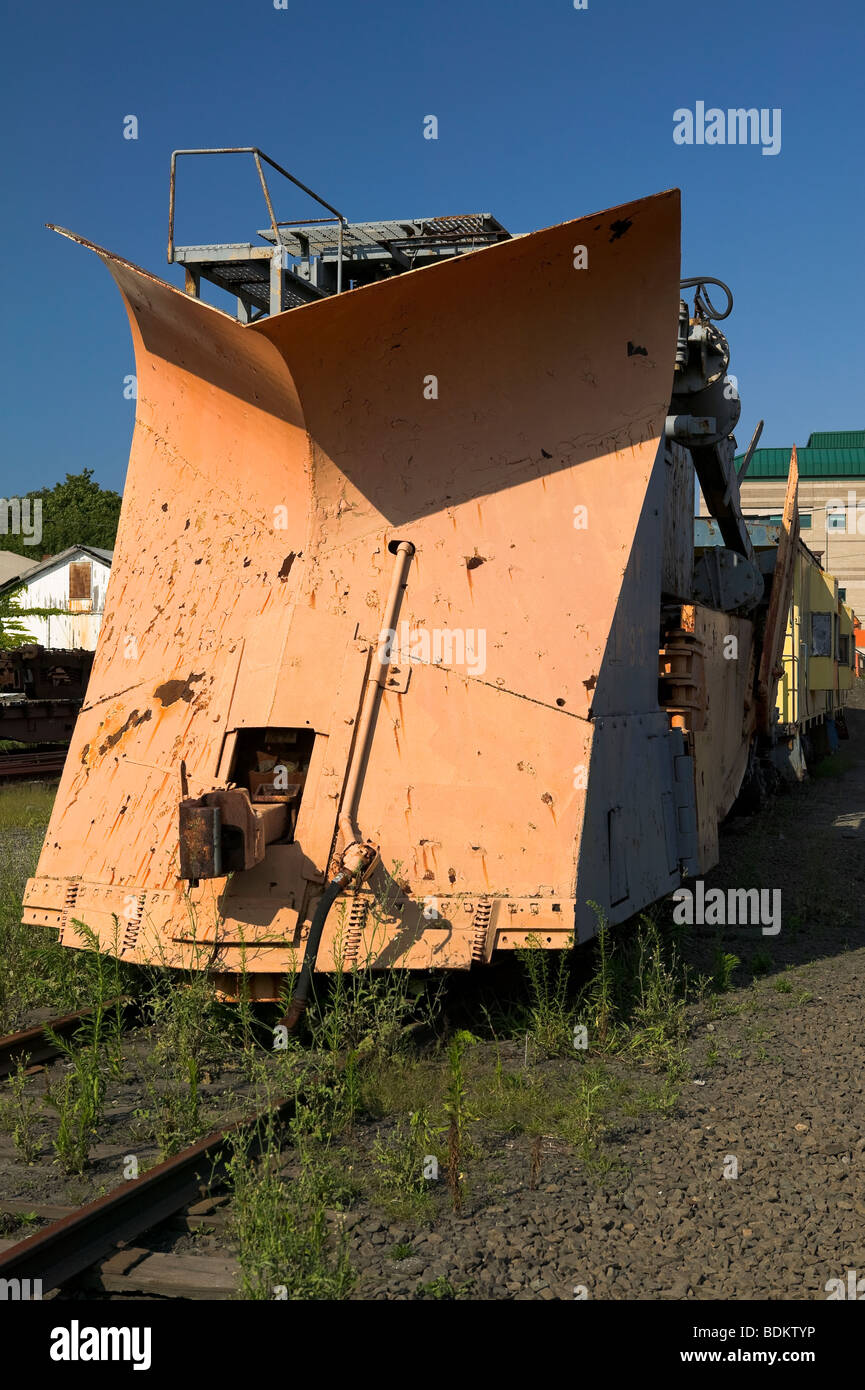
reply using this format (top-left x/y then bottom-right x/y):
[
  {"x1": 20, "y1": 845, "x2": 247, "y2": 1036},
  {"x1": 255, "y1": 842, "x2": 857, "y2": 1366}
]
[{"x1": 776, "y1": 542, "x2": 855, "y2": 732}]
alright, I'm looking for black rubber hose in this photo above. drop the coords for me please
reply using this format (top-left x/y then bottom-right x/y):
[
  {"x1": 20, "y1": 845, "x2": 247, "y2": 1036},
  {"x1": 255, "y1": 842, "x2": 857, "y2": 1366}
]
[
  {"x1": 679, "y1": 276, "x2": 734, "y2": 321},
  {"x1": 282, "y1": 871, "x2": 351, "y2": 1030}
]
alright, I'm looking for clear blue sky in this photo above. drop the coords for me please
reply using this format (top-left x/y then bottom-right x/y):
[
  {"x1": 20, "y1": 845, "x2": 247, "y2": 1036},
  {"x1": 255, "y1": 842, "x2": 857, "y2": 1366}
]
[{"x1": 1, "y1": 0, "x2": 862, "y2": 496}]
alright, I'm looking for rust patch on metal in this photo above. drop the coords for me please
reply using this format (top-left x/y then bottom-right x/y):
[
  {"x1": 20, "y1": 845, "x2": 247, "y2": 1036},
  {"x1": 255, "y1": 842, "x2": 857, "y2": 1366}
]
[
  {"x1": 98, "y1": 708, "x2": 153, "y2": 755},
  {"x1": 609, "y1": 218, "x2": 633, "y2": 241},
  {"x1": 154, "y1": 673, "x2": 205, "y2": 707},
  {"x1": 179, "y1": 802, "x2": 218, "y2": 879}
]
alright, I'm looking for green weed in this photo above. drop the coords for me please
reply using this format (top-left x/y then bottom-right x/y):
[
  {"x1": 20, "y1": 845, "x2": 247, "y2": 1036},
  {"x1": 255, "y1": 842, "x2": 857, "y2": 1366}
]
[
  {"x1": 45, "y1": 1047, "x2": 106, "y2": 1174},
  {"x1": 416, "y1": 1276, "x2": 474, "y2": 1300},
  {"x1": 227, "y1": 1120, "x2": 354, "y2": 1301},
  {"x1": 515, "y1": 933, "x2": 574, "y2": 1054},
  {"x1": 711, "y1": 949, "x2": 740, "y2": 993},
  {"x1": 372, "y1": 1108, "x2": 438, "y2": 1217},
  {"x1": 0, "y1": 1058, "x2": 43, "y2": 1162}
]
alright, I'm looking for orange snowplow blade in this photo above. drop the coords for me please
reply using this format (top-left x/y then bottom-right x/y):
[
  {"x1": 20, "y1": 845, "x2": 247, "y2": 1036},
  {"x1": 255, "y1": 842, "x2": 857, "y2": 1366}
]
[{"x1": 25, "y1": 190, "x2": 682, "y2": 996}]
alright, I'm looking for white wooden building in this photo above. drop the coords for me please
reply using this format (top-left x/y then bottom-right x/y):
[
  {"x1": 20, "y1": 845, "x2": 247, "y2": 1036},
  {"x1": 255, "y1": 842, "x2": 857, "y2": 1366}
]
[{"x1": 0, "y1": 546, "x2": 113, "y2": 650}]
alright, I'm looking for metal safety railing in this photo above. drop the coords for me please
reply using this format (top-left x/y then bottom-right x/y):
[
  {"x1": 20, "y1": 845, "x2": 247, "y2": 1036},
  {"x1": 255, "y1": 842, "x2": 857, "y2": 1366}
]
[{"x1": 167, "y1": 147, "x2": 348, "y2": 293}]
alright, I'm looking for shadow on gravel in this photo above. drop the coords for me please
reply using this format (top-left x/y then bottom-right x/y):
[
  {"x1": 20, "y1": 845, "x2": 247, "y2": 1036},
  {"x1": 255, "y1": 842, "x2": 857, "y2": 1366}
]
[{"x1": 692, "y1": 707, "x2": 865, "y2": 985}]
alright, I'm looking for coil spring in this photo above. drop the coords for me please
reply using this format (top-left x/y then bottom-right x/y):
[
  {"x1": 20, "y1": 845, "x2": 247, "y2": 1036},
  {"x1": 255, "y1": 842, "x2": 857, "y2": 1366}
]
[
  {"x1": 122, "y1": 894, "x2": 146, "y2": 954},
  {"x1": 471, "y1": 900, "x2": 493, "y2": 963},
  {"x1": 59, "y1": 880, "x2": 80, "y2": 943},
  {"x1": 343, "y1": 899, "x2": 367, "y2": 966}
]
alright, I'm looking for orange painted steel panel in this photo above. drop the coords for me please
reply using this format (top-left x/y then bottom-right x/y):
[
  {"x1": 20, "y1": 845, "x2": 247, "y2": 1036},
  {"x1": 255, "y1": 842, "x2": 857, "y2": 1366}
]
[{"x1": 26, "y1": 192, "x2": 681, "y2": 992}]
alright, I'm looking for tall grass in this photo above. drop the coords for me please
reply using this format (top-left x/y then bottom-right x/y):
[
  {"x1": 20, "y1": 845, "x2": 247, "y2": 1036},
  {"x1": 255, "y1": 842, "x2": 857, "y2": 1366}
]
[
  {"x1": 227, "y1": 1122, "x2": 355, "y2": 1301},
  {"x1": 515, "y1": 933, "x2": 575, "y2": 1054},
  {"x1": 0, "y1": 783, "x2": 88, "y2": 1030}
]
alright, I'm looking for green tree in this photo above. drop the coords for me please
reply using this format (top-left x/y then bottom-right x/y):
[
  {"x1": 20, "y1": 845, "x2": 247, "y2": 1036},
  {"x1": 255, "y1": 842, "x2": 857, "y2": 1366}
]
[
  {"x1": 1, "y1": 469, "x2": 121, "y2": 558},
  {"x1": 0, "y1": 587, "x2": 35, "y2": 650}
]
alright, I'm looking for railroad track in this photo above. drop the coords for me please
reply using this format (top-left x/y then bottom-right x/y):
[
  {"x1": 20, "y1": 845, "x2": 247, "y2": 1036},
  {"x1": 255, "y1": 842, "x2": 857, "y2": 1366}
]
[
  {"x1": 0, "y1": 749, "x2": 66, "y2": 781},
  {"x1": 0, "y1": 1196, "x2": 237, "y2": 1298},
  {"x1": 0, "y1": 1096, "x2": 295, "y2": 1298},
  {"x1": 0, "y1": 999, "x2": 140, "y2": 1078}
]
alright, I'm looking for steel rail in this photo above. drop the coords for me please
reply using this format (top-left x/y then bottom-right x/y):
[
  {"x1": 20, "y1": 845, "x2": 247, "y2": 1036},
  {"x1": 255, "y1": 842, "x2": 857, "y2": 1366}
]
[
  {"x1": 0, "y1": 1096, "x2": 295, "y2": 1291},
  {"x1": 0, "y1": 999, "x2": 139, "y2": 1079},
  {"x1": 0, "y1": 751, "x2": 66, "y2": 780}
]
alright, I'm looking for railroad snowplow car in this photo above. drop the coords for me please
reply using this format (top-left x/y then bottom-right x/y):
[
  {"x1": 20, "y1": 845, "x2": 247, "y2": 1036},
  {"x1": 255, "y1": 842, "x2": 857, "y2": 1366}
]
[{"x1": 21, "y1": 152, "x2": 821, "y2": 999}]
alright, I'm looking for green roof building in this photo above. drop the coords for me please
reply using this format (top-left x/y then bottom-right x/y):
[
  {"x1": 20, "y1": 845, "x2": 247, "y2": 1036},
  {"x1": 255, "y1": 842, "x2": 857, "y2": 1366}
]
[{"x1": 726, "y1": 429, "x2": 865, "y2": 618}]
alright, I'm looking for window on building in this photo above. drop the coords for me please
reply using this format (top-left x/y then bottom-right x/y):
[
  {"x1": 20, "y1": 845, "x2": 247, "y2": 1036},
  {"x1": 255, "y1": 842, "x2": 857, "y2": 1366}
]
[
  {"x1": 68, "y1": 561, "x2": 93, "y2": 611},
  {"x1": 827, "y1": 507, "x2": 846, "y2": 530},
  {"x1": 839, "y1": 635, "x2": 851, "y2": 665},
  {"x1": 838, "y1": 587, "x2": 847, "y2": 601},
  {"x1": 811, "y1": 612, "x2": 832, "y2": 657},
  {"x1": 765, "y1": 512, "x2": 811, "y2": 528}
]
